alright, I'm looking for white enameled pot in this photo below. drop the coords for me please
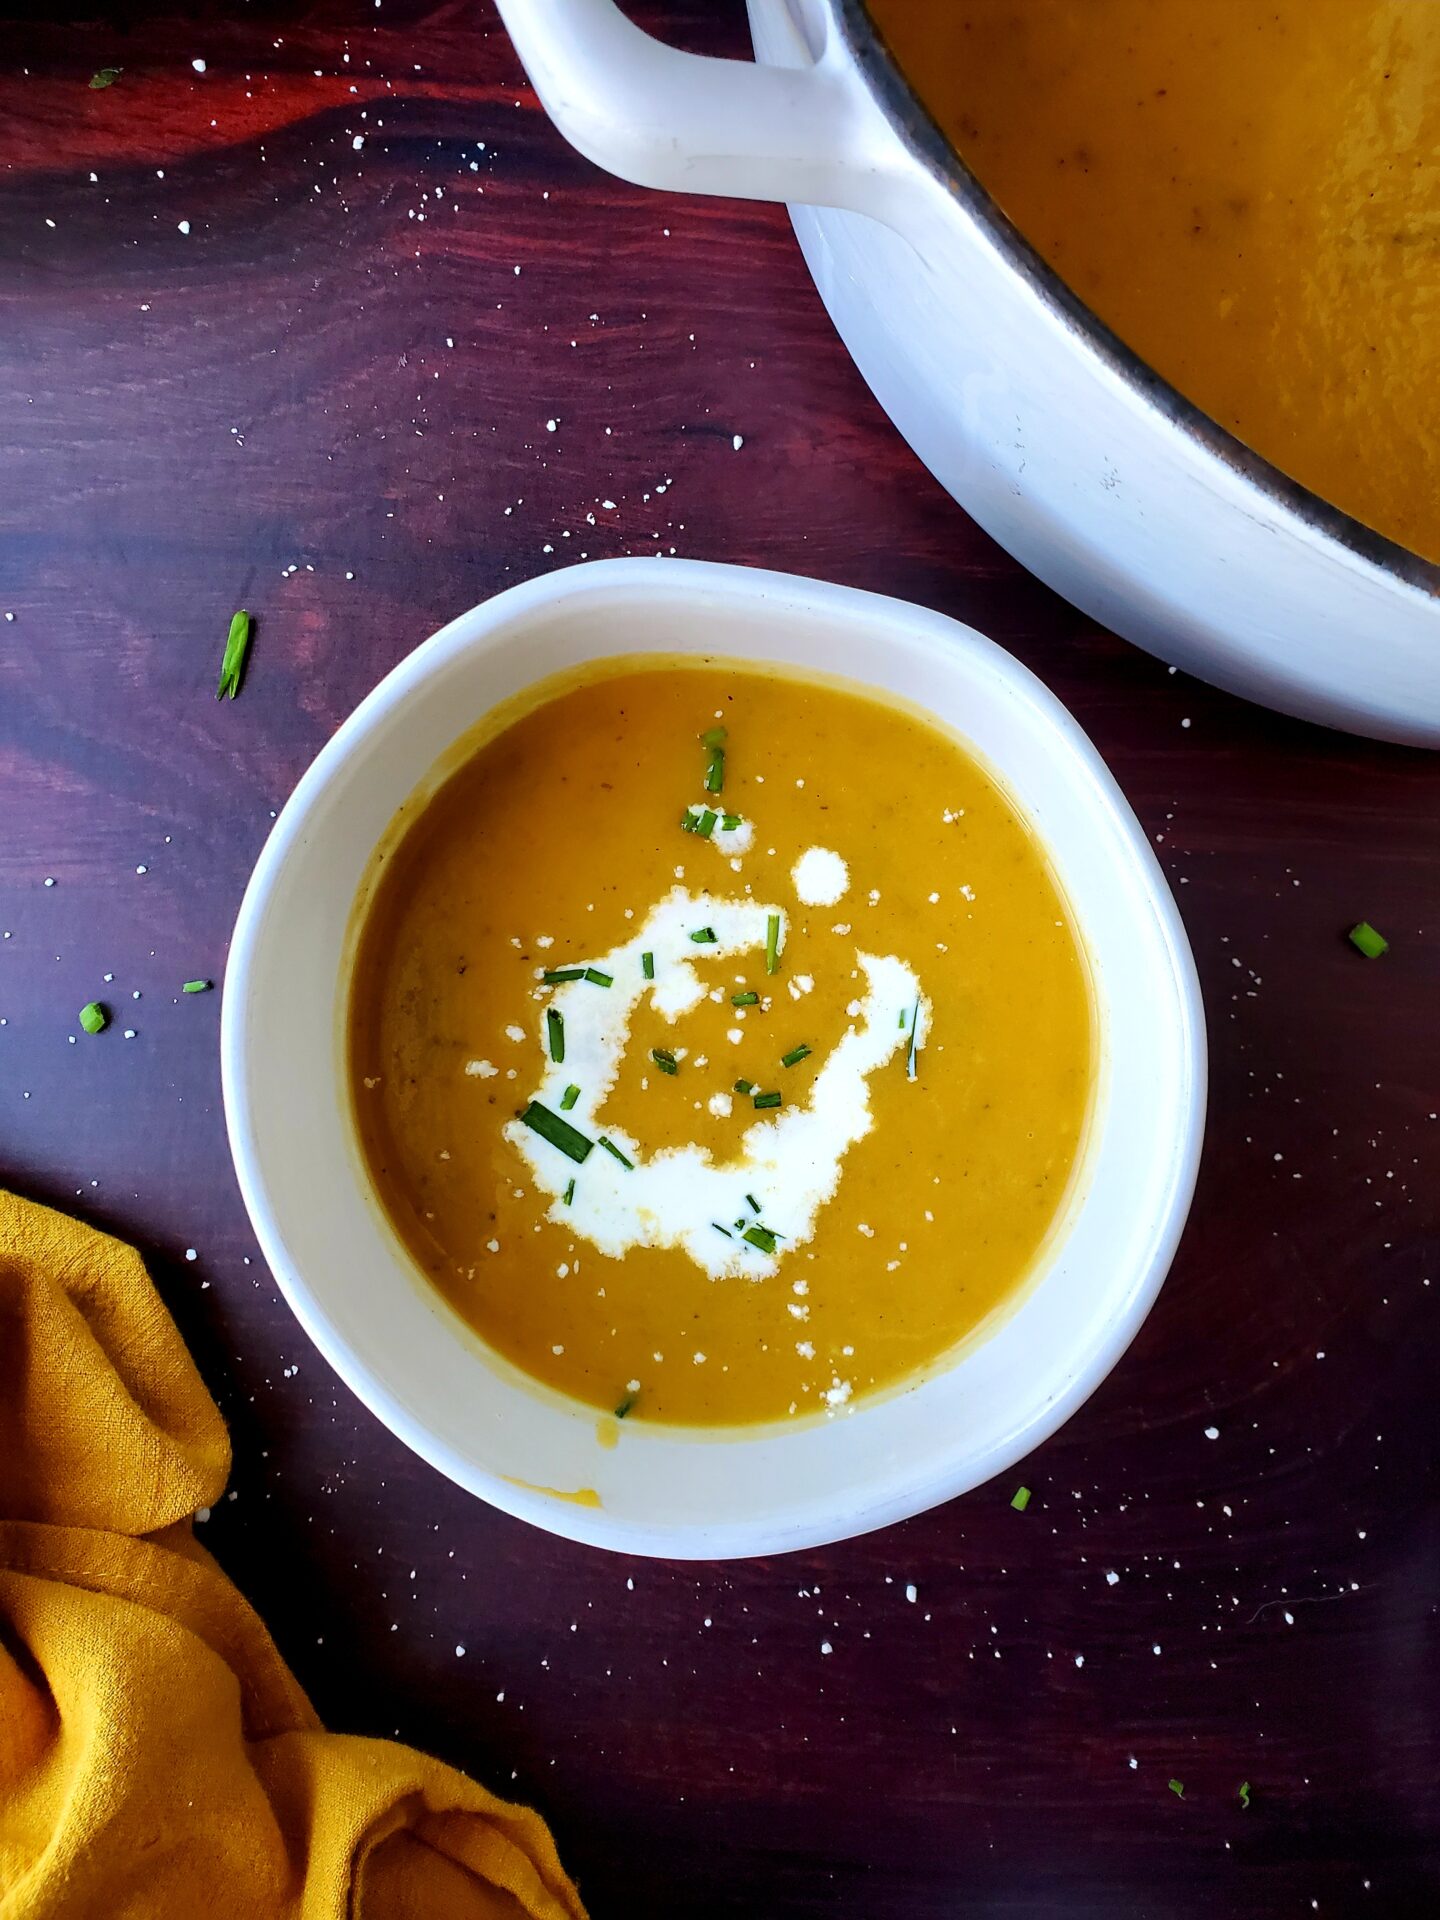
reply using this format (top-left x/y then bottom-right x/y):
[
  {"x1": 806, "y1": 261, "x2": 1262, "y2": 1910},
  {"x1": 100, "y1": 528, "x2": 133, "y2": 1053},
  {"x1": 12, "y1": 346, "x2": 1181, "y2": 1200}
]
[
  {"x1": 494, "y1": 0, "x2": 1440, "y2": 745},
  {"x1": 222, "y1": 558, "x2": 1205, "y2": 1558}
]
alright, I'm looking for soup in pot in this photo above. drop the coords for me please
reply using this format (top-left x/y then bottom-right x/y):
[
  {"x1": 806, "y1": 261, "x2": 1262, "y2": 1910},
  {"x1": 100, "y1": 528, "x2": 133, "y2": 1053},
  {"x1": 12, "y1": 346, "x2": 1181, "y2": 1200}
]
[
  {"x1": 348, "y1": 658, "x2": 1094, "y2": 1428},
  {"x1": 865, "y1": 0, "x2": 1440, "y2": 563}
]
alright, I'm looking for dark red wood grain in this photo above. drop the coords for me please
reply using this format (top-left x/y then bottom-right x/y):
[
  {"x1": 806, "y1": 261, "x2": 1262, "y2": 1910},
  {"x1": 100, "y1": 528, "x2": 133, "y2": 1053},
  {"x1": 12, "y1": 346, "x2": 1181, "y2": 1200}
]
[{"x1": 2, "y1": 4, "x2": 1437, "y2": 1915}]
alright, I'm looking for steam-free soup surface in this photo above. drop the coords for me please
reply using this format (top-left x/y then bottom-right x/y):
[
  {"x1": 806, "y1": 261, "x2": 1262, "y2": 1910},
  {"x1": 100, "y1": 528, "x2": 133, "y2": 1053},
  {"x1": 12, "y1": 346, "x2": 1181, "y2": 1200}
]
[
  {"x1": 866, "y1": 0, "x2": 1440, "y2": 562},
  {"x1": 349, "y1": 660, "x2": 1092, "y2": 1426}
]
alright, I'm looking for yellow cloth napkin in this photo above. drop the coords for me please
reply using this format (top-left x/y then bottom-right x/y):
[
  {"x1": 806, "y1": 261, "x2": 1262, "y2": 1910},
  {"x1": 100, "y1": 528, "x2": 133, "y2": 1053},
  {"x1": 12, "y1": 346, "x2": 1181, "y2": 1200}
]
[{"x1": 0, "y1": 1190, "x2": 585, "y2": 1920}]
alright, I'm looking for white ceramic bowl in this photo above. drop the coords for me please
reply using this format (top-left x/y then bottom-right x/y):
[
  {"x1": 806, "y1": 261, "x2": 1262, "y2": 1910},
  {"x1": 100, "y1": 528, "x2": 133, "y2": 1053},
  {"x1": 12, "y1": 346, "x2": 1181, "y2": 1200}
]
[{"x1": 222, "y1": 558, "x2": 1205, "y2": 1558}]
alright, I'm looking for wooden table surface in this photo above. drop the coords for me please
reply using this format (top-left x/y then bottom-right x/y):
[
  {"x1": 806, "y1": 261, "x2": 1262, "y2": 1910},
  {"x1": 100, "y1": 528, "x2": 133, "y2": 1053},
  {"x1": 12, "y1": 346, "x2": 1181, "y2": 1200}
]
[{"x1": 3, "y1": 4, "x2": 1438, "y2": 1914}]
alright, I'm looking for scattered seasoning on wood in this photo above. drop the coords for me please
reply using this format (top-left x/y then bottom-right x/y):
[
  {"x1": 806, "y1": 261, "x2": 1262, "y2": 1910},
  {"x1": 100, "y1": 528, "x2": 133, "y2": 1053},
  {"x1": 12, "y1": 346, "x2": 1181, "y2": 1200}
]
[
  {"x1": 78, "y1": 1001, "x2": 108, "y2": 1034},
  {"x1": 215, "y1": 610, "x2": 252, "y2": 700}
]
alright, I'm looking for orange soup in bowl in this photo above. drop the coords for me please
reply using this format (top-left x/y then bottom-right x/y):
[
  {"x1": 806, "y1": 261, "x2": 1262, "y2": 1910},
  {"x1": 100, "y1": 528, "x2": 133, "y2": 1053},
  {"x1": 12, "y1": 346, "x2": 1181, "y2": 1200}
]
[{"x1": 348, "y1": 659, "x2": 1094, "y2": 1427}]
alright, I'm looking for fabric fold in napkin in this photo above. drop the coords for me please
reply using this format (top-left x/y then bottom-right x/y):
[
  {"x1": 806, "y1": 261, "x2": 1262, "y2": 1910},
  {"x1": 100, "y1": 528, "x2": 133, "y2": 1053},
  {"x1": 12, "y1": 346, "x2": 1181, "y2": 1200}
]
[{"x1": 0, "y1": 1189, "x2": 585, "y2": 1920}]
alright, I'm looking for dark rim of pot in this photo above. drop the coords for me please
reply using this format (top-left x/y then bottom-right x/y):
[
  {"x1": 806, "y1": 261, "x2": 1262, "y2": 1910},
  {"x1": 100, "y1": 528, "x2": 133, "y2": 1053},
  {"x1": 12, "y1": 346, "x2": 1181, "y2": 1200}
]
[{"x1": 832, "y1": 0, "x2": 1439, "y2": 598}]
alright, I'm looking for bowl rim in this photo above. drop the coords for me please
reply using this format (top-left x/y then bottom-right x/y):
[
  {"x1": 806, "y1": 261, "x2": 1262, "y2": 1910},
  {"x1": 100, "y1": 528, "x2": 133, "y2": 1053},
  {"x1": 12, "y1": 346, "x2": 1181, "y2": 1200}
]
[
  {"x1": 832, "y1": 0, "x2": 1440, "y2": 596},
  {"x1": 222, "y1": 557, "x2": 1208, "y2": 1557}
]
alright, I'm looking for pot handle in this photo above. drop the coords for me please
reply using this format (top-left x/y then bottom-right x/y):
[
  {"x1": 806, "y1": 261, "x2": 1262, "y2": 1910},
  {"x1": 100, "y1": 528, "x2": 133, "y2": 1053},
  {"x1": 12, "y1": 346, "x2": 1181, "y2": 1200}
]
[{"x1": 493, "y1": 0, "x2": 904, "y2": 221}]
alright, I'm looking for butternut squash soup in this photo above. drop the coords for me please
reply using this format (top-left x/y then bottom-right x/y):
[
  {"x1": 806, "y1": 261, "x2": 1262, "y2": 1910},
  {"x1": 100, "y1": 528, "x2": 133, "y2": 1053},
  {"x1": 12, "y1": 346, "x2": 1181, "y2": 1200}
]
[
  {"x1": 347, "y1": 660, "x2": 1093, "y2": 1426},
  {"x1": 865, "y1": 0, "x2": 1440, "y2": 562}
]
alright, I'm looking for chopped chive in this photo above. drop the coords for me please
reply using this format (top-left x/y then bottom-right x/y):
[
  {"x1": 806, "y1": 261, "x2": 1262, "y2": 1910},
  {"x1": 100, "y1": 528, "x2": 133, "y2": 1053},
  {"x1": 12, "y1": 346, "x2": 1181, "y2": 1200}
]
[
  {"x1": 78, "y1": 1001, "x2": 108, "y2": 1035},
  {"x1": 1168, "y1": 1780, "x2": 1184, "y2": 1800},
  {"x1": 733, "y1": 1217, "x2": 747, "y2": 1230},
  {"x1": 650, "y1": 1048, "x2": 678, "y2": 1076},
  {"x1": 182, "y1": 979, "x2": 211, "y2": 994},
  {"x1": 765, "y1": 912, "x2": 781, "y2": 974},
  {"x1": 598, "y1": 1135, "x2": 634, "y2": 1169},
  {"x1": 721, "y1": 813, "x2": 742, "y2": 832},
  {"x1": 731, "y1": 990, "x2": 759, "y2": 1006},
  {"x1": 692, "y1": 808, "x2": 718, "y2": 839},
  {"x1": 780, "y1": 1043, "x2": 812, "y2": 1069},
  {"x1": 701, "y1": 726, "x2": 727, "y2": 748},
  {"x1": 560, "y1": 1083, "x2": 581, "y2": 1111},
  {"x1": 705, "y1": 746, "x2": 725, "y2": 793},
  {"x1": 898, "y1": 1008, "x2": 907, "y2": 1028},
  {"x1": 743, "y1": 1226, "x2": 779, "y2": 1255},
  {"x1": 546, "y1": 1006, "x2": 565, "y2": 1063},
  {"x1": 906, "y1": 997, "x2": 922, "y2": 1080},
  {"x1": 753, "y1": 1090, "x2": 782, "y2": 1111},
  {"x1": 712, "y1": 1222, "x2": 733, "y2": 1238},
  {"x1": 1238, "y1": 1781, "x2": 1251, "y2": 1810},
  {"x1": 216, "y1": 609, "x2": 253, "y2": 700},
  {"x1": 642, "y1": 950, "x2": 655, "y2": 980},
  {"x1": 1010, "y1": 1485, "x2": 1031, "y2": 1511},
  {"x1": 745, "y1": 1193, "x2": 761, "y2": 1213},
  {"x1": 689, "y1": 927, "x2": 717, "y2": 944},
  {"x1": 584, "y1": 967, "x2": 614, "y2": 987},
  {"x1": 1348, "y1": 920, "x2": 1388, "y2": 958},
  {"x1": 519, "y1": 1100, "x2": 593, "y2": 1163},
  {"x1": 733, "y1": 1078, "x2": 753, "y2": 1094},
  {"x1": 542, "y1": 967, "x2": 585, "y2": 984},
  {"x1": 562, "y1": 1178, "x2": 575, "y2": 1205},
  {"x1": 615, "y1": 1394, "x2": 636, "y2": 1419},
  {"x1": 89, "y1": 67, "x2": 122, "y2": 89}
]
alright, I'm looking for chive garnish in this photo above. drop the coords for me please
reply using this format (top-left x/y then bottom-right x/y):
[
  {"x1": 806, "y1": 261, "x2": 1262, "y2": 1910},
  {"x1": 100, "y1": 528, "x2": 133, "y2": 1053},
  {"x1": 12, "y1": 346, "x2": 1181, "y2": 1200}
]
[
  {"x1": 753, "y1": 1090, "x2": 782, "y2": 1111},
  {"x1": 906, "y1": 997, "x2": 922, "y2": 1080},
  {"x1": 560, "y1": 1083, "x2": 581, "y2": 1111},
  {"x1": 651, "y1": 1048, "x2": 678, "y2": 1076},
  {"x1": 598, "y1": 1135, "x2": 634, "y2": 1169},
  {"x1": 745, "y1": 1193, "x2": 761, "y2": 1213},
  {"x1": 721, "y1": 814, "x2": 742, "y2": 832},
  {"x1": 689, "y1": 927, "x2": 717, "y2": 944},
  {"x1": 1238, "y1": 1781, "x2": 1251, "y2": 1810},
  {"x1": 1011, "y1": 1485, "x2": 1031, "y2": 1511},
  {"x1": 898, "y1": 1008, "x2": 907, "y2": 1028},
  {"x1": 642, "y1": 951, "x2": 655, "y2": 980},
  {"x1": 546, "y1": 1006, "x2": 565, "y2": 1063},
  {"x1": 712, "y1": 1222, "x2": 733, "y2": 1238},
  {"x1": 78, "y1": 1001, "x2": 108, "y2": 1035},
  {"x1": 182, "y1": 979, "x2": 211, "y2": 994},
  {"x1": 615, "y1": 1394, "x2": 636, "y2": 1419},
  {"x1": 562, "y1": 1178, "x2": 575, "y2": 1205},
  {"x1": 1168, "y1": 1780, "x2": 1184, "y2": 1800},
  {"x1": 743, "y1": 1226, "x2": 779, "y2": 1255},
  {"x1": 90, "y1": 67, "x2": 123, "y2": 89},
  {"x1": 584, "y1": 967, "x2": 614, "y2": 987},
  {"x1": 1348, "y1": 920, "x2": 1388, "y2": 958},
  {"x1": 731, "y1": 990, "x2": 758, "y2": 1006},
  {"x1": 519, "y1": 1100, "x2": 593, "y2": 1163},
  {"x1": 542, "y1": 967, "x2": 585, "y2": 984},
  {"x1": 780, "y1": 1043, "x2": 811, "y2": 1069},
  {"x1": 733, "y1": 1217, "x2": 747, "y2": 1230},
  {"x1": 701, "y1": 726, "x2": 726, "y2": 795},
  {"x1": 733, "y1": 1078, "x2": 753, "y2": 1094},
  {"x1": 765, "y1": 912, "x2": 781, "y2": 974},
  {"x1": 216, "y1": 609, "x2": 253, "y2": 700},
  {"x1": 682, "y1": 807, "x2": 718, "y2": 838}
]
